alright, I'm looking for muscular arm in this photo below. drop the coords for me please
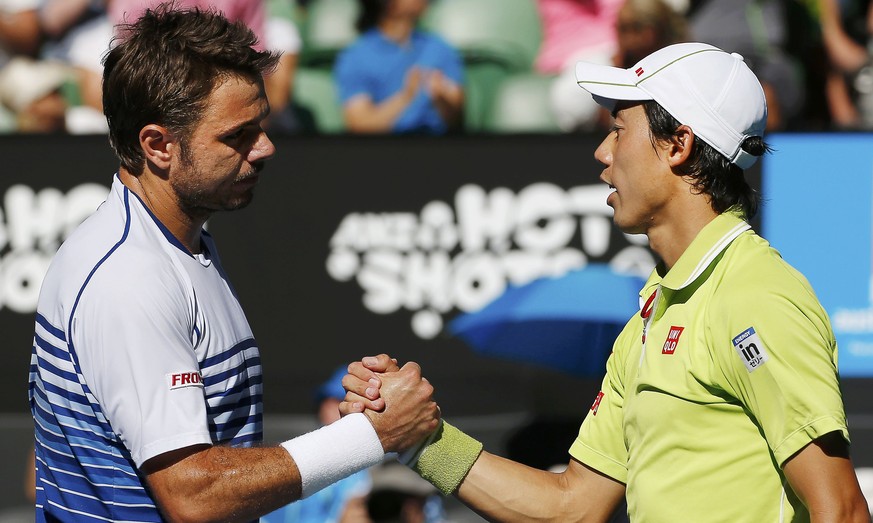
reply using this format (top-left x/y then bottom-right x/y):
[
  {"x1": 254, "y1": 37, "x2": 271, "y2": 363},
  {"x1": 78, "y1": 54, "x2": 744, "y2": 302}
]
[
  {"x1": 143, "y1": 363, "x2": 438, "y2": 523},
  {"x1": 144, "y1": 445, "x2": 299, "y2": 523},
  {"x1": 783, "y1": 432, "x2": 871, "y2": 523}
]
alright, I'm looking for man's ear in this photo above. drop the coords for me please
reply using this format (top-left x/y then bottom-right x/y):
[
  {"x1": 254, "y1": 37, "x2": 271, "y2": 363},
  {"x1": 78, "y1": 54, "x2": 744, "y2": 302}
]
[
  {"x1": 139, "y1": 124, "x2": 176, "y2": 171},
  {"x1": 667, "y1": 125, "x2": 695, "y2": 168}
]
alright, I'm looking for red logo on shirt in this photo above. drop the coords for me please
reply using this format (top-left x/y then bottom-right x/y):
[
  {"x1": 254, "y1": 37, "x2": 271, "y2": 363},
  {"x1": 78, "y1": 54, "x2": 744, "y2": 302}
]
[
  {"x1": 662, "y1": 326, "x2": 685, "y2": 355},
  {"x1": 635, "y1": 67, "x2": 645, "y2": 77},
  {"x1": 167, "y1": 371, "x2": 203, "y2": 390},
  {"x1": 590, "y1": 391, "x2": 605, "y2": 415}
]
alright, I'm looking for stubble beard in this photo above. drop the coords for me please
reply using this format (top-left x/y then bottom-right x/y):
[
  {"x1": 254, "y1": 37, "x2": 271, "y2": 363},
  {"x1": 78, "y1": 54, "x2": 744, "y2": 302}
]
[{"x1": 173, "y1": 151, "x2": 257, "y2": 219}]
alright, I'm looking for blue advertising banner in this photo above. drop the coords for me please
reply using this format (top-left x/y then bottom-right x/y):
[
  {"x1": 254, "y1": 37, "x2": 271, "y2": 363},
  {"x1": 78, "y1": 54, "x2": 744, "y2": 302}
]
[{"x1": 763, "y1": 133, "x2": 873, "y2": 376}]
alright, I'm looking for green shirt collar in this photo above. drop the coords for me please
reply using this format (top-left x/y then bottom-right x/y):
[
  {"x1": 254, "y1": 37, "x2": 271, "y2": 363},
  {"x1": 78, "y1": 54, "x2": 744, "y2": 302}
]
[{"x1": 646, "y1": 210, "x2": 751, "y2": 292}]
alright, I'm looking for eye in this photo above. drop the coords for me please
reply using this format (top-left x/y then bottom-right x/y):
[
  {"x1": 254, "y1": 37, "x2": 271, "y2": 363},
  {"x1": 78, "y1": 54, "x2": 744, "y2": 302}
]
[{"x1": 224, "y1": 128, "x2": 245, "y2": 141}]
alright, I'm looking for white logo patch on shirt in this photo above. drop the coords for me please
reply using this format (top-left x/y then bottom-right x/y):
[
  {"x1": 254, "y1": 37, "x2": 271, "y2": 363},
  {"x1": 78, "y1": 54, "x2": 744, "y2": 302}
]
[
  {"x1": 166, "y1": 371, "x2": 204, "y2": 390},
  {"x1": 731, "y1": 327, "x2": 769, "y2": 372}
]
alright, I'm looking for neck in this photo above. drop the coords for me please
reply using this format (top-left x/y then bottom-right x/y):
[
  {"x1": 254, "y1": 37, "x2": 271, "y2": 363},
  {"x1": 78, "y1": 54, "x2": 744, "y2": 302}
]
[
  {"x1": 118, "y1": 168, "x2": 205, "y2": 254},
  {"x1": 647, "y1": 196, "x2": 719, "y2": 272},
  {"x1": 378, "y1": 17, "x2": 415, "y2": 43}
]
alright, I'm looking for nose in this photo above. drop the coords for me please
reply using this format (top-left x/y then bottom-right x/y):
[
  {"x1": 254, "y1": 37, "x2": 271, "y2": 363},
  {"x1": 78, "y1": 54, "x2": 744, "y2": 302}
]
[
  {"x1": 594, "y1": 133, "x2": 612, "y2": 167},
  {"x1": 250, "y1": 130, "x2": 276, "y2": 163}
]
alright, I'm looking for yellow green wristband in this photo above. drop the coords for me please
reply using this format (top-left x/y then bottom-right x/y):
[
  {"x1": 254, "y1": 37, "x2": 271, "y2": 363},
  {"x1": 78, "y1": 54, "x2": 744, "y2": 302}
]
[{"x1": 411, "y1": 420, "x2": 483, "y2": 495}]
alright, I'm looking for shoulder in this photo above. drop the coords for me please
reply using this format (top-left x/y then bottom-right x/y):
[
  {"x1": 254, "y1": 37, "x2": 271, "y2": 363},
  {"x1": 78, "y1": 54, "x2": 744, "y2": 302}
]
[
  {"x1": 715, "y1": 232, "x2": 820, "y2": 308},
  {"x1": 706, "y1": 231, "x2": 832, "y2": 347},
  {"x1": 415, "y1": 30, "x2": 460, "y2": 55}
]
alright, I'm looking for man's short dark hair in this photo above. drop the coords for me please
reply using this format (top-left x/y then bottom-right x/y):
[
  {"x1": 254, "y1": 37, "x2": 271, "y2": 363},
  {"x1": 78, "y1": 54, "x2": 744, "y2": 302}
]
[
  {"x1": 643, "y1": 100, "x2": 766, "y2": 220},
  {"x1": 102, "y1": 2, "x2": 280, "y2": 174},
  {"x1": 356, "y1": 0, "x2": 391, "y2": 32}
]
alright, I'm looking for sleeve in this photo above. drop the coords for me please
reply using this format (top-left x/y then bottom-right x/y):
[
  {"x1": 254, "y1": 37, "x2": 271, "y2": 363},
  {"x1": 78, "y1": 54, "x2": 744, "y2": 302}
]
[
  {"x1": 435, "y1": 37, "x2": 464, "y2": 86},
  {"x1": 334, "y1": 44, "x2": 371, "y2": 104},
  {"x1": 708, "y1": 271, "x2": 848, "y2": 467},
  {"x1": 72, "y1": 256, "x2": 212, "y2": 467},
  {"x1": 568, "y1": 318, "x2": 638, "y2": 484}
]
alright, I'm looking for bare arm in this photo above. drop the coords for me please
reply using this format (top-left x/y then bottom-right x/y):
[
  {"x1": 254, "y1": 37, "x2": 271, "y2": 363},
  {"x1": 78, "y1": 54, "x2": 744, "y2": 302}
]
[
  {"x1": 343, "y1": 68, "x2": 420, "y2": 133},
  {"x1": 457, "y1": 453, "x2": 625, "y2": 522},
  {"x1": 426, "y1": 70, "x2": 464, "y2": 129},
  {"x1": 142, "y1": 362, "x2": 438, "y2": 523},
  {"x1": 144, "y1": 444, "x2": 299, "y2": 523},
  {"x1": 342, "y1": 355, "x2": 625, "y2": 522},
  {"x1": 783, "y1": 431, "x2": 871, "y2": 523}
]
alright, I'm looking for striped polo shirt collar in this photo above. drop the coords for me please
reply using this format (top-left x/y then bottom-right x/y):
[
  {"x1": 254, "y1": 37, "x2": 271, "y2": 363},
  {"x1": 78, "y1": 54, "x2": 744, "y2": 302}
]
[{"x1": 655, "y1": 210, "x2": 751, "y2": 292}]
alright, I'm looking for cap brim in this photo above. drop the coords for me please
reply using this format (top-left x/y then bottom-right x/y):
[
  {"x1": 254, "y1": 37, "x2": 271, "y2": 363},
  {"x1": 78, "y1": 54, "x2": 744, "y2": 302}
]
[{"x1": 575, "y1": 61, "x2": 654, "y2": 111}]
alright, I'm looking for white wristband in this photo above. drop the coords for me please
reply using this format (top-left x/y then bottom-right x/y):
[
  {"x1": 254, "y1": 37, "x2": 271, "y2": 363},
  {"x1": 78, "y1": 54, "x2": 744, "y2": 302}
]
[{"x1": 281, "y1": 412, "x2": 385, "y2": 499}]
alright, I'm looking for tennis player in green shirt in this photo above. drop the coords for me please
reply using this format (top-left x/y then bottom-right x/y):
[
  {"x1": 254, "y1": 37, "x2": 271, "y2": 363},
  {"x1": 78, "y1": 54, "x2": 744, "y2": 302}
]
[{"x1": 341, "y1": 42, "x2": 871, "y2": 522}]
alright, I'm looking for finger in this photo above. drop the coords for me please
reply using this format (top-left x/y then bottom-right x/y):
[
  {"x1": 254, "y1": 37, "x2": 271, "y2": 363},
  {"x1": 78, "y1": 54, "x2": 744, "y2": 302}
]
[
  {"x1": 342, "y1": 391, "x2": 386, "y2": 413},
  {"x1": 342, "y1": 372, "x2": 381, "y2": 399},
  {"x1": 398, "y1": 360, "x2": 422, "y2": 377},
  {"x1": 362, "y1": 354, "x2": 400, "y2": 373},
  {"x1": 338, "y1": 399, "x2": 364, "y2": 416},
  {"x1": 347, "y1": 361, "x2": 378, "y2": 381}
]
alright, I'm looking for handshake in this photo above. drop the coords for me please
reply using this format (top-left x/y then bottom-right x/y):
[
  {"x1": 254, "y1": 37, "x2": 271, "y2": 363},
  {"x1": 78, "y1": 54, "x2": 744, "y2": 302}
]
[{"x1": 338, "y1": 354, "x2": 483, "y2": 496}]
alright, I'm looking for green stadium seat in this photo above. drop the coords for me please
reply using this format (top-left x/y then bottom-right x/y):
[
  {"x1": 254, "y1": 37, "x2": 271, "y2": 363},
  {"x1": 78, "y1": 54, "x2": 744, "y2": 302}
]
[
  {"x1": 421, "y1": 0, "x2": 542, "y2": 72},
  {"x1": 483, "y1": 72, "x2": 560, "y2": 133},
  {"x1": 299, "y1": 0, "x2": 360, "y2": 68},
  {"x1": 421, "y1": 0, "x2": 543, "y2": 131},
  {"x1": 292, "y1": 67, "x2": 344, "y2": 133}
]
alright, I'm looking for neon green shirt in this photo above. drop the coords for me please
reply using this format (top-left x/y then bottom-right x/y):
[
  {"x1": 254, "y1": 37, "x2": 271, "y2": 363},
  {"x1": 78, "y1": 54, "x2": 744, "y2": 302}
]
[{"x1": 570, "y1": 211, "x2": 848, "y2": 522}]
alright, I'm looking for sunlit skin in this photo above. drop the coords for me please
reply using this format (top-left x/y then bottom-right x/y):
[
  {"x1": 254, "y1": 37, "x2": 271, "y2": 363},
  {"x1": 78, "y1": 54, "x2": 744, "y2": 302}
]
[
  {"x1": 120, "y1": 73, "x2": 276, "y2": 253},
  {"x1": 595, "y1": 101, "x2": 717, "y2": 270}
]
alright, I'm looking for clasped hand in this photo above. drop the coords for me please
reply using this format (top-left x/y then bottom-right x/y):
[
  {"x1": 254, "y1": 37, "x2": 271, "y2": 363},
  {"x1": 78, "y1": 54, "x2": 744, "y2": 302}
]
[{"x1": 339, "y1": 354, "x2": 441, "y2": 454}]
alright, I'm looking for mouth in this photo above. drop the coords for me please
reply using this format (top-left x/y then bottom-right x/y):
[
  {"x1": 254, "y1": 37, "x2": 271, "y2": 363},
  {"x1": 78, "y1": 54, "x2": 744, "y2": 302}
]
[{"x1": 234, "y1": 173, "x2": 260, "y2": 188}]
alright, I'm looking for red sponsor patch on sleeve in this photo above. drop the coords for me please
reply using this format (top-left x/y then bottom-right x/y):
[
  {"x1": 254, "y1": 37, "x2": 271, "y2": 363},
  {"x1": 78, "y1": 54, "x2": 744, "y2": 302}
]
[
  {"x1": 590, "y1": 391, "x2": 605, "y2": 415},
  {"x1": 166, "y1": 371, "x2": 204, "y2": 390}
]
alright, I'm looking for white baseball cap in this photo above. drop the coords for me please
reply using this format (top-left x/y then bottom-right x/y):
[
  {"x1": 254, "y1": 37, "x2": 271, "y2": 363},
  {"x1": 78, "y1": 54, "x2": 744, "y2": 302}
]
[{"x1": 575, "y1": 42, "x2": 767, "y2": 169}]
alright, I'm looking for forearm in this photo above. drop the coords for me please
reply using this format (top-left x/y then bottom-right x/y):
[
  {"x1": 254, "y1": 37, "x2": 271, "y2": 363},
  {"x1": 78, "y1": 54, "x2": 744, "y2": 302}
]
[
  {"x1": 343, "y1": 92, "x2": 413, "y2": 133},
  {"x1": 433, "y1": 88, "x2": 463, "y2": 128},
  {"x1": 147, "y1": 445, "x2": 298, "y2": 523},
  {"x1": 146, "y1": 413, "x2": 386, "y2": 522},
  {"x1": 457, "y1": 452, "x2": 619, "y2": 523}
]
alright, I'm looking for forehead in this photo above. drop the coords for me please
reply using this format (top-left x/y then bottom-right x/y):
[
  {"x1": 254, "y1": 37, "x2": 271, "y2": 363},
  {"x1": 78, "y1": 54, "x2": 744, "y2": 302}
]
[
  {"x1": 614, "y1": 101, "x2": 647, "y2": 121},
  {"x1": 195, "y1": 74, "x2": 268, "y2": 132}
]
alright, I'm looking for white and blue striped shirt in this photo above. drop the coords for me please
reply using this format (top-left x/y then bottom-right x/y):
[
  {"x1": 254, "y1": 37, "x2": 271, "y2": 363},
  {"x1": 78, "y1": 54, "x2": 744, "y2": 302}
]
[{"x1": 30, "y1": 176, "x2": 263, "y2": 522}]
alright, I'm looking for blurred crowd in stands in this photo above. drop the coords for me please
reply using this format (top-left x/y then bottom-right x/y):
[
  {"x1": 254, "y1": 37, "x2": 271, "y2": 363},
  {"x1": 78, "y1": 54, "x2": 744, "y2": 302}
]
[{"x1": 0, "y1": 0, "x2": 872, "y2": 135}]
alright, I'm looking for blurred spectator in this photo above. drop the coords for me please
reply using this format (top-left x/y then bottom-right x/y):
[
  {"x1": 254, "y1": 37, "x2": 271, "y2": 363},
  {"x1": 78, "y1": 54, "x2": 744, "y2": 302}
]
[
  {"x1": 263, "y1": 0, "x2": 302, "y2": 133},
  {"x1": 0, "y1": 56, "x2": 70, "y2": 132},
  {"x1": 0, "y1": 0, "x2": 50, "y2": 131},
  {"x1": 365, "y1": 461, "x2": 445, "y2": 523},
  {"x1": 613, "y1": 0, "x2": 688, "y2": 68},
  {"x1": 546, "y1": 0, "x2": 686, "y2": 132},
  {"x1": 260, "y1": 366, "x2": 373, "y2": 523},
  {"x1": 577, "y1": 0, "x2": 688, "y2": 130},
  {"x1": 0, "y1": 0, "x2": 42, "y2": 61},
  {"x1": 687, "y1": 0, "x2": 805, "y2": 130},
  {"x1": 333, "y1": 0, "x2": 464, "y2": 134},
  {"x1": 38, "y1": 0, "x2": 111, "y2": 133},
  {"x1": 537, "y1": 0, "x2": 623, "y2": 132},
  {"x1": 108, "y1": 0, "x2": 267, "y2": 41},
  {"x1": 819, "y1": 0, "x2": 873, "y2": 128},
  {"x1": 38, "y1": 0, "x2": 275, "y2": 134}
]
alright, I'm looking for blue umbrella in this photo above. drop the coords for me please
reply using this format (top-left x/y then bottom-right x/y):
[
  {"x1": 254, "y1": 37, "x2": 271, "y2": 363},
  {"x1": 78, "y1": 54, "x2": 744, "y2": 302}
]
[{"x1": 448, "y1": 264, "x2": 646, "y2": 377}]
